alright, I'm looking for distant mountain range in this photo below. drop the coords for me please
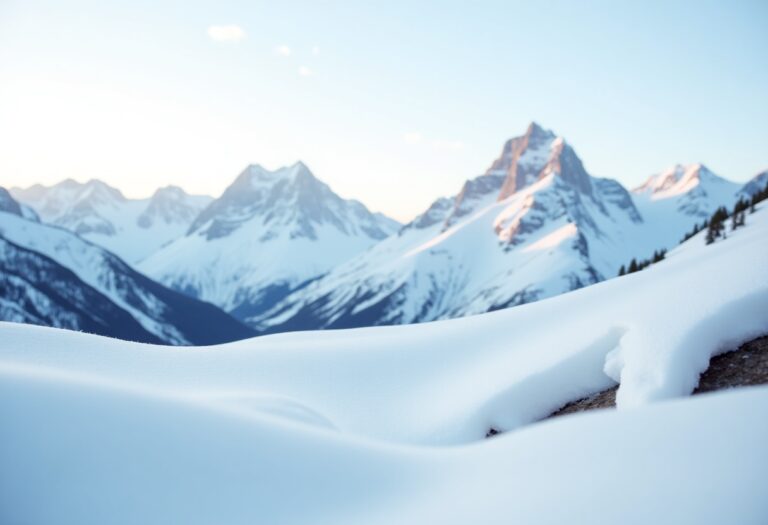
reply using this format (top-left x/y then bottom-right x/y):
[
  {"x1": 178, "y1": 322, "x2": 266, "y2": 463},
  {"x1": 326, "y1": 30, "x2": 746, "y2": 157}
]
[
  {"x1": 11, "y1": 180, "x2": 212, "y2": 264},
  {"x1": 246, "y1": 124, "x2": 760, "y2": 332},
  {"x1": 5, "y1": 122, "x2": 765, "y2": 340},
  {"x1": 0, "y1": 188, "x2": 254, "y2": 345}
]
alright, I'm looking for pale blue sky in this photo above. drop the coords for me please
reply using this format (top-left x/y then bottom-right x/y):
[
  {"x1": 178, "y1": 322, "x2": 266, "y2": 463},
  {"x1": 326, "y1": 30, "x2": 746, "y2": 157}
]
[{"x1": 1, "y1": 0, "x2": 766, "y2": 221}]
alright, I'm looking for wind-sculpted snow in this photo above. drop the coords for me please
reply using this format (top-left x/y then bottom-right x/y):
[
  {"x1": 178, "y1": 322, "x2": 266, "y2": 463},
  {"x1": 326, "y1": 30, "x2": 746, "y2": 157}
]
[{"x1": 0, "y1": 205, "x2": 767, "y2": 524}]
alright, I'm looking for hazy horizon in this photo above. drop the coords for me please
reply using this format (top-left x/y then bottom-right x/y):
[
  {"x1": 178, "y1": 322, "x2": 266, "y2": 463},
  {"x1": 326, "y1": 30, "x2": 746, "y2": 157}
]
[{"x1": 1, "y1": 0, "x2": 766, "y2": 221}]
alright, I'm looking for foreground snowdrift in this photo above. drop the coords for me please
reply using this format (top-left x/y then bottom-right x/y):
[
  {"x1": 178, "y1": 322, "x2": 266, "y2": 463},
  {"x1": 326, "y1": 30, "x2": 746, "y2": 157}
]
[{"x1": 0, "y1": 207, "x2": 766, "y2": 523}]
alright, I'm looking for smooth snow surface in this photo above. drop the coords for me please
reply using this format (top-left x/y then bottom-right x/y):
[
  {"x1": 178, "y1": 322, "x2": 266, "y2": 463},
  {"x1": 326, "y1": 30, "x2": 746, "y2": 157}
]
[{"x1": 1, "y1": 205, "x2": 767, "y2": 524}]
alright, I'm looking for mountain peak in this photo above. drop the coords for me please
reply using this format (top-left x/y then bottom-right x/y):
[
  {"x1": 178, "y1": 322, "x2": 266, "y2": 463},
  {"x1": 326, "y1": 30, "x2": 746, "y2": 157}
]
[
  {"x1": 0, "y1": 187, "x2": 23, "y2": 217},
  {"x1": 149, "y1": 185, "x2": 204, "y2": 203},
  {"x1": 491, "y1": 123, "x2": 592, "y2": 200},
  {"x1": 526, "y1": 121, "x2": 555, "y2": 141},
  {"x1": 186, "y1": 162, "x2": 392, "y2": 243},
  {"x1": 634, "y1": 163, "x2": 722, "y2": 197}
]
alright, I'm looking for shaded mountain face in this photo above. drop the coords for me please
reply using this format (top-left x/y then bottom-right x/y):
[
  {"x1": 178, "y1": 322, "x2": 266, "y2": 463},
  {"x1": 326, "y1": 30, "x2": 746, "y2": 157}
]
[
  {"x1": 0, "y1": 187, "x2": 39, "y2": 221},
  {"x1": 139, "y1": 162, "x2": 401, "y2": 322},
  {"x1": 11, "y1": 180, "x2": 212, "y2": 263},
  {"x1": 247, "y1": 124, "x2": 655, "y2": 333},
  {"x1": 737, "y1": 170, "x2": 768, "y2": 200},
  {"x1": 0, "y1": 236, "x2": 163, "y2": 344},
  {"x1": 0, "y1": 189, "x2": 255, "y2": 345}
]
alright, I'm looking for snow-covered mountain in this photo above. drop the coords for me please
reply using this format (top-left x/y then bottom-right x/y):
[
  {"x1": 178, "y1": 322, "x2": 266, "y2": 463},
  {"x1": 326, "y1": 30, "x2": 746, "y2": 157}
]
[
  {"x1": 11, "y1": 180, "x2": 212, "y2": 263},
  {"x1": 737, "y1": 169, "x2": 768, "y2": 200},
  {"x1": 249, "y1": 124, "x2": 747, "y2": 333},
  {"x1": 630, "y1": 163, "x2": 743, "y2": 246},
  {"x1": 0, "y1": 188, "x2": 255, "y2": 344},
  {"x1": 248, "y1": 123, "x2": 646, "y2": 331},
  {"x1": 139, "y1": 162, "x2": 401, "y2": 321}
]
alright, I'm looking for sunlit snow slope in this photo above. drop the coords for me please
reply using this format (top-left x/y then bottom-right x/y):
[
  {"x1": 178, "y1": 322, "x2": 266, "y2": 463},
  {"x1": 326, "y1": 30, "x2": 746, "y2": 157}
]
[
  {"x1": 1, "y1": 195, "x2": 766, "y2": 524},
  {"x1": 252, "y1": 123, "x2": 750, "y2": 332}
]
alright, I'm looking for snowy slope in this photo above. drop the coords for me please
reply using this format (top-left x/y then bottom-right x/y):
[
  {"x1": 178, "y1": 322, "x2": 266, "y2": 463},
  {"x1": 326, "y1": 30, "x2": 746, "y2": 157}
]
[
  {"x1": 0, "y1": 190, "x2": 255, "y2": 345},
  {"x1": 11, "y1": 180, "x2": 212, "y2": 263},
  {"x1": 0, "y1": 200, "x2": 766, "y2": 524},
  {"x1": 139, "y1": 162, "x2": 401, "y2": 321}
]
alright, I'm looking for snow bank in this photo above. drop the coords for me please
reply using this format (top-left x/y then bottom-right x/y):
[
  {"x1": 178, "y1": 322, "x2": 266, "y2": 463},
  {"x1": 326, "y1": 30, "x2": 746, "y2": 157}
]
[
  {"x1": 0, "y1": 202, "x2": 767, "y2": 523},
  {"x1": 1, "y1": 363, "x2": 766, "y2": 524}
]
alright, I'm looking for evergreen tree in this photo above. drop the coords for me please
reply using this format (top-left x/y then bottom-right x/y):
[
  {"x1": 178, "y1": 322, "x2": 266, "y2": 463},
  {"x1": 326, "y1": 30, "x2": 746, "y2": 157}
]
[
  {"x1": 618, "y1": 265, "x2": 626, "y2": 276},
  {"x1": 705, "y1": 227, "x2": 716, "y2": 245},
  {"x1": 628, "y1": 258, "x2": 638, "y2": 273}
]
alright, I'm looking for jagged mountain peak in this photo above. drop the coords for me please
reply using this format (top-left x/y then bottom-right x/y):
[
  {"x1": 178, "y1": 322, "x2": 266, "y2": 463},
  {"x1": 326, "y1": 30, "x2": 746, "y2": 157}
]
[
  {"x1": 232, "y1": 162, "x2": 314, "y2": 190},
  {"x1": 0, "y1": 187, "x2": 24, "y2": 217},
  {"x1": 427, "y1": 125, "x2": 600, "y2": 232},
  {"x1": 737, "y1": 169, "x2": 768, "y2": 199},
  {"x1": 151, "y1": 185, "x2": 189, "y2": 200},
  {"x1": 138, "y1": 186, "x2": 212, "y2": 230},
  {"x1": 0, "y1": 187, "x2": 41, "y2": 222},
  {"x1": 187, "y1": 162, "x2": 390, "y2": 242},
  {"x1": 633, "y1": 163, "x2": 731, "y2": 200},
  {"x1": 12, "y1": 179, "x2": 211, "y2": 263},
  {"x1": 487, "y1": 123, "x2": 594, "y2": 201},
  {"x1": 12, "y1": 178, "x2": 126, "y2": 209},
  {"x1": 141, "y1": 162, "x2": 400, "y2": 320}
]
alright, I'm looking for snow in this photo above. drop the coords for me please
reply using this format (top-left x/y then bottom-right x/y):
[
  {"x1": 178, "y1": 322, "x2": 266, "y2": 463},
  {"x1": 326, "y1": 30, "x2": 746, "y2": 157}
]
[
  {"x1": 0, "y1": 205, "x2": 766, "y2": 523},
  {"x1": 0, "y1": 210, "x2": 196, "y2": 344},
  {"x1": 139, "y1": 163, "x2": 400, "y2": 315},
  {"x1": 255, "y1": 149, "x2": 752, "y2": 333}
]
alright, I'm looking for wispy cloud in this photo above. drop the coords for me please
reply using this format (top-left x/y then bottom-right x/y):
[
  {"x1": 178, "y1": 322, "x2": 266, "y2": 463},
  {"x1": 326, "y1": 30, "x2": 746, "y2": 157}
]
[
  {"x1": 298, "y1": 65, "x2": 313, "y2": 77},
  {"x1": 275, "y1": 45, "x2": 292, "y2": 57},
  {"x1": 207, "y1": 25, "x2": 246, "y2": 42},
  {"x1": 311, "y1": 45, "x2": 320, "y2": 56},
  {"x1": 403, "y1": 132, "x2": 423, "y2": 144}
]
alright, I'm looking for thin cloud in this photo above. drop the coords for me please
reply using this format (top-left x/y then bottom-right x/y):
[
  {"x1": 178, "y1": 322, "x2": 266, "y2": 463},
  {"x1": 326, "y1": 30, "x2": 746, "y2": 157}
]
[
  {"x1": 207, "y1": 25, "x2": 246, "y2": 42},
  {"x1": 312, "y1": 45, "x2": 320, "y2": 56},
  {"x1": 275, "y1": 45, "x2": 292, "y2": 57},
  {"x1": 298, "y1": 66, "x2": 313, "y2": 77}
]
